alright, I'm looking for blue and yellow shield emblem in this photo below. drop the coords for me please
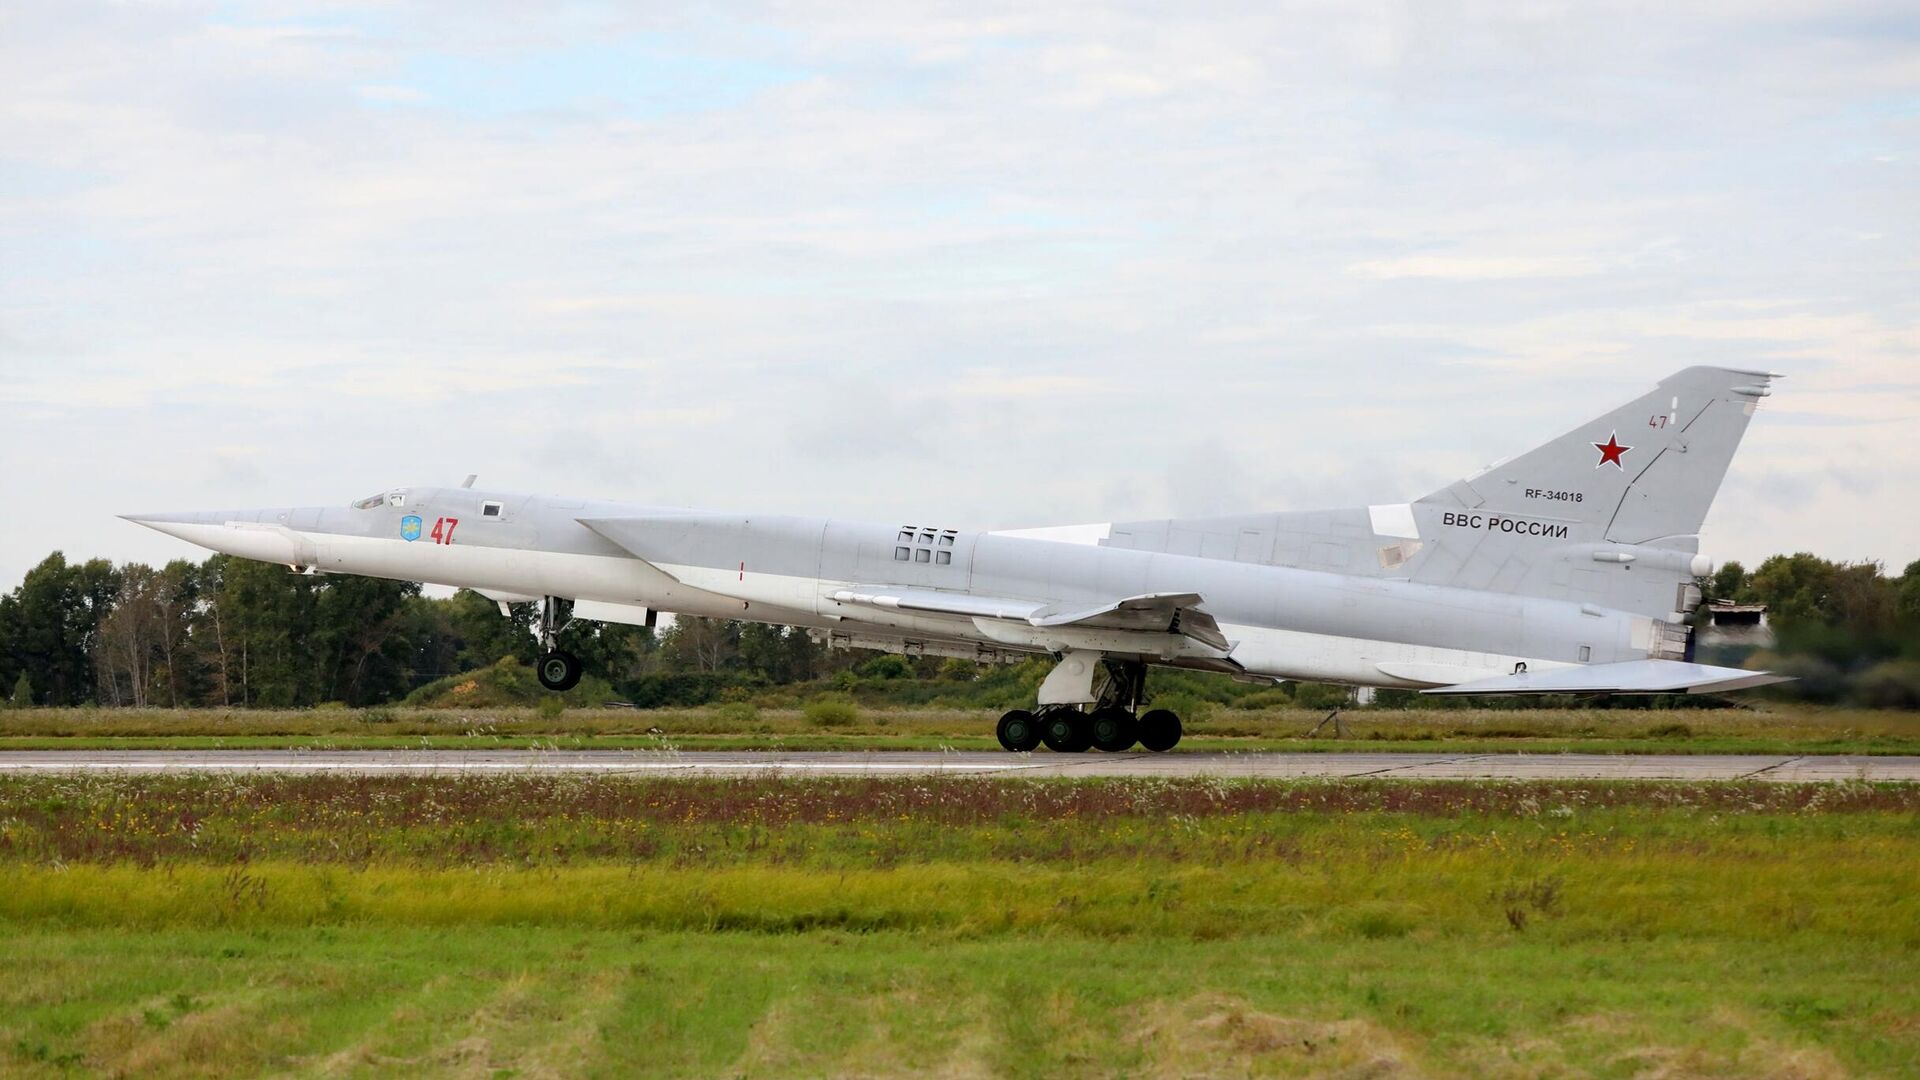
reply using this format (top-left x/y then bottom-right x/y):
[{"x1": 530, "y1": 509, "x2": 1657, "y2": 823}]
[{"x1": 400, "y1": 515, "x2": 423, "y2": 542}]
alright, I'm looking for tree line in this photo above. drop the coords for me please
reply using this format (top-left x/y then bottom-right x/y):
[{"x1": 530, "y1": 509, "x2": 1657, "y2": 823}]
[
  {"x1": 1701, "y1": 554, "x2": 1920, "y2": 706},
  {"x1": 0, "y1": 549, "x2": 1915, "y2": 709},
  {"x1": 0, "y1": 552, "x2": 861, "y2": 709}
]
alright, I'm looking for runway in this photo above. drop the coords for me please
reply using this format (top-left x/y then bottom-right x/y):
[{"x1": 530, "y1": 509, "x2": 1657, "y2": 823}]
[{"x1": 0, "y1": 750, "x2": 1915, "y2": 781}]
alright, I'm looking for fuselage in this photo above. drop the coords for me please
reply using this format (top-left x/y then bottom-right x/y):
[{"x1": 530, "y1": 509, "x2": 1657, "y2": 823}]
[{"x1": 126, "y1": 484, "x2": 1682, "y2": 690}]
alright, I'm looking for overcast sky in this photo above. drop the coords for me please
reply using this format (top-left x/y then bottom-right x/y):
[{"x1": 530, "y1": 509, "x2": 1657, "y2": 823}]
[{"x1": 2, "y1": 0, "x2": 1916, "y2": 590}]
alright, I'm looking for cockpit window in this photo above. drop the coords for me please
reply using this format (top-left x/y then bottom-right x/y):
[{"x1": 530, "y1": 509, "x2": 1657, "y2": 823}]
[{"x1": 352, "y1": 490, "x2": 408, "y2": 510}]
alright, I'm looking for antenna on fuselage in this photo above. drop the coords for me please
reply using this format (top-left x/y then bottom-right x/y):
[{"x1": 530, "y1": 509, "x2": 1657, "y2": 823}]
[{"x1": 461, "y1": 474, "x2": 478, "y2": 489}]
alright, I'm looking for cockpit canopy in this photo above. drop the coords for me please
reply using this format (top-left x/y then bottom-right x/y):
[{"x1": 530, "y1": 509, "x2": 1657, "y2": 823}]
[{"x1": 352, "y1": 490, "x2": 409, "y2": 510}]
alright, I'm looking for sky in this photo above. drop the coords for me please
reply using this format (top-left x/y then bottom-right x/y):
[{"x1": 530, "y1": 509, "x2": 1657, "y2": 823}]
[{"x1": 2, "y1": 0, "x2": 1917, "y2": 591}]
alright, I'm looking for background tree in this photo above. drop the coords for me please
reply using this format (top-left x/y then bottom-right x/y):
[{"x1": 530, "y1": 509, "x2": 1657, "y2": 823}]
[
  {"x1": 1744, "y1": 553, "x2": 1837, "y2": 625},
  {"x1": 444, "y1": 592, "x2": 537, "y2": 671},
  {"x1": 311, "y1": 574, "x2": 422, "y2": 705},
  {"x1": 1707, "y1": 560, "x2": 1747, "y2": 604},
  {"x1": 1896, "y1": 560, "x2": 1920, "y2": 627},
  {"x1": 0, "y1": 588, "x2": 17, "y2": 703},
  {"x1": 559, "y1": 617, "x2": 658, "y2": 686},
  {"x1": 659, "y1": 616, "x2": 740, "y2": 674},
  {"x1": 2, "y1": 544, "x2": 1917, "y2": 709},
  {"x1": 213, "y1": 555, "x2": 315, "y2": 706},
  {"x1": 95, "y1": 562, "x2": 163, "y2": 706},
  {"x1": 5, "y1": 554, "x2": 121, "y2": 706},
  {"x1": 738, "y1": 623, "x2": 824, "y2": 684},
  {"x1": 150, "y1": 560, "x2": 208, "y2": 707}
]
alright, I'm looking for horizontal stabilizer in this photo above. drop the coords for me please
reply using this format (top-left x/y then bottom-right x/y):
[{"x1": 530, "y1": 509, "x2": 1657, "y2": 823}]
[{"x1": 1422, "y1": 660, "x2": 1793, "y2": 696}]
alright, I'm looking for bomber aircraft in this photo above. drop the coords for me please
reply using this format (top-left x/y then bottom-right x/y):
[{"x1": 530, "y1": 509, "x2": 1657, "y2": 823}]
[{"x1": 127, "y1": 365, "x2": 1789, "y2": 753}]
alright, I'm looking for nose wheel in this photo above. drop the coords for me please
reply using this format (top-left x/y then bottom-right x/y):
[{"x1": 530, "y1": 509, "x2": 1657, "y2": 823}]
[{"x1": 537, "y1": 650, "x2": 583, "y2": 692}]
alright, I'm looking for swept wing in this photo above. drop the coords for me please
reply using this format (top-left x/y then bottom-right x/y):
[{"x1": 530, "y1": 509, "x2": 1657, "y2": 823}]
[{"x1": 828, "y1": 588, "x2": 1230, "y2": 651}]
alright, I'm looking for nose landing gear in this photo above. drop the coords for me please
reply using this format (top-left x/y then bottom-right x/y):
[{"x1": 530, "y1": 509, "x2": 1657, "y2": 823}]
[{"x1": 535, "y1": 595, "x2": 582, "y2": 693}]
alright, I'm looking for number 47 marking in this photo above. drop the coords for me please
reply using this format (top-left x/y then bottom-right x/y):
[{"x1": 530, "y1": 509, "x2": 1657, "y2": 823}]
[{"x1": 429, "y1": 517, "x2": 460, "y2": 545}]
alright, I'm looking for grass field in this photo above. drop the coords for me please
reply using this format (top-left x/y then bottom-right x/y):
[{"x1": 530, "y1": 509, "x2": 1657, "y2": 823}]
[
  {"x1": 2, "y1": 774, "x2": 1917, "y2": 1076},
  {"x1": 3, "y1": 703, "x2": 1919, "y2": 755}
]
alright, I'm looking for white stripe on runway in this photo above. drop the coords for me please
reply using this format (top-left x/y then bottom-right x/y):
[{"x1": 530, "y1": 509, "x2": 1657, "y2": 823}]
[
  {"x1": 0, "y1": 759, "x2": 1030, "y2": 773},
  {"x1": 1, "y1": 750, "x2": 1916, "y2": 781}
]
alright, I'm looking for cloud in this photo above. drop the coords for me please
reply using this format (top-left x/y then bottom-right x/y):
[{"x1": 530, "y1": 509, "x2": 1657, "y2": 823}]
[
  {"x1": 1, "y1": 0, "x2": 1917, "y2": 587},
  {"x1": 1347, "y1": 255, "x2": 1614, "y2": 280}
]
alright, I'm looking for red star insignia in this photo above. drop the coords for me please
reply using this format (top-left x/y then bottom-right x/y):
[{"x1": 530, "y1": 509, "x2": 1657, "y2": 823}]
[{"x1": 1594, "y1": 432, "x2": 1631, "y2": 469}]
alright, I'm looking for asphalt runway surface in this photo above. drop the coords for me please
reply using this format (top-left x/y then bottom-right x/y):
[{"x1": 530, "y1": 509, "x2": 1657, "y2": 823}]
[{"x1": 0, "y1": 750, "x2": 1915, "y2": 782}]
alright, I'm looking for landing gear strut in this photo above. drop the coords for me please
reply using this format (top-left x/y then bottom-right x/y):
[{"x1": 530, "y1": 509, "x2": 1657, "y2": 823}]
[
  {"x1": 536, "y1": 596, "x2": 582, "y2": 693},
  {"x1": 998, "y1": 656, "x2": 1181, "y2": 753}
]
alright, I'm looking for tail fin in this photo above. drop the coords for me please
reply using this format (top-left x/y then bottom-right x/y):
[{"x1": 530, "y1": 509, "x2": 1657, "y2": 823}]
[
  {"x1": 1404, "y1": 366, "x2": 1777, "y2": 621},
  {"x1": 1420, "y1": 366, "x2": 1777, "y2": 544},
  {"x1": 1097, "y1": 365, "x2": 1777, "y2": 623}
]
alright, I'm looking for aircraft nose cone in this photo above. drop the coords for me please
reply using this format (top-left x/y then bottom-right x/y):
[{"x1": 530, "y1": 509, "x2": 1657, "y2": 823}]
[
  {"x1": 120, "y1": 509, "x2": 320, "y2": 566},
  {"x1": 119, "y1": 510, "x2": 244, "y2": 544},
  {"x1": 121, "y1": 510, "x2": 225, "y2": 530}
]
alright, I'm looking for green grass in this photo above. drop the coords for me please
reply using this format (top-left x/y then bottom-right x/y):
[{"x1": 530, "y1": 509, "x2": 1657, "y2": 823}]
[
  {"x1": 3, "y1": 703, "x2": 1918, "y2": 755},
  {"x1": 6, "y1": 928, "x2": 1916, "y2": 1078},
  {"x1": 15, "y1": 732, "x2": 1920, "y2": 754},
  {"x1": 1, "y1": 775, "x2": 1918, "y2": 1075}
]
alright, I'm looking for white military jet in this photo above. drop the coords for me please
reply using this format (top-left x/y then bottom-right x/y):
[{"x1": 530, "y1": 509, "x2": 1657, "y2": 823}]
[{"x1": 127, "y1": 365, "x2": 1789, "y2": 752}]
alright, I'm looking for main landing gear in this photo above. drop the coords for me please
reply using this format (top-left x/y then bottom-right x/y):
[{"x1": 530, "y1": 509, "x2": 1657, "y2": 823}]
[
  {"x1": 535, "y1": 595, "x2": 582, "y2": 692},
  {"x1": 996, "y1": 655, "x2": 1182, "y2": 754}
]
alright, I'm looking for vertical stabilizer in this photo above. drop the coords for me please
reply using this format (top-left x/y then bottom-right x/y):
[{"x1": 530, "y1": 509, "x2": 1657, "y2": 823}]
[
  {"x1": 1420, "y1": 366, "x2": 1777, "y2": 544},
  {"x1": 1099, "y1": 366, "x2": 1776, "y2": 622},
  {"x1": 1399, "y1": 366, "x2": 1777, "y2": 620}
]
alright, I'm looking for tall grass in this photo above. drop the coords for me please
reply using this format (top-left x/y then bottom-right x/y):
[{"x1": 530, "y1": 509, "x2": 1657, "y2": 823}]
[
  {"x1": 3, "y1": 775, "x2": 1917, "y2": 1076},
  {"x1": 2, "y1": 704, "x2": 1917, "y2": 751},
  {"x1": 0, "y1": 846, "x2": 1911, "y2": 941},
  {"x1": 0, "y1": 776, "x2": 1915, "y2": 943},
  {"x1": 3, "y1": 774, "x2": 1915, "y2": 867}
]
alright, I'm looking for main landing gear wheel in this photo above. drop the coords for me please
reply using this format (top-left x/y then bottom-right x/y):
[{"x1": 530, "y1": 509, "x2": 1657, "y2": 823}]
[
  {"x1": 1138, "y1": 708, "x2": 1182, "y2": 753},
  {"x1": 996, "y1": 710, "x2": 1043, "y2": 753},
  {"x1": 1089, "y1": 706, "x2": 1138, "y2": 752},
  {"x1": 1039, "y1": 708, "x2": 1092, "y2": 753},
  {"x1": 537, "y1": 650, "x2": 583, "y2": 692}
]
